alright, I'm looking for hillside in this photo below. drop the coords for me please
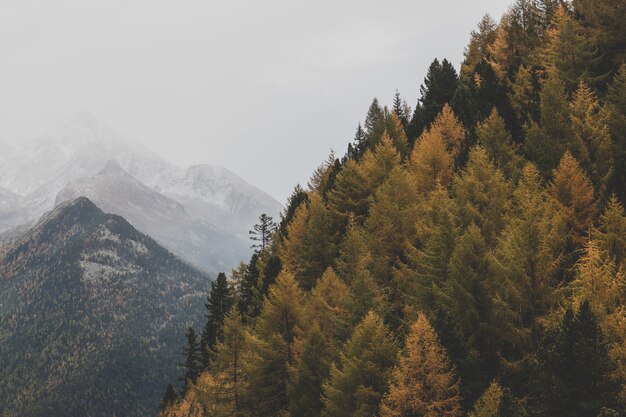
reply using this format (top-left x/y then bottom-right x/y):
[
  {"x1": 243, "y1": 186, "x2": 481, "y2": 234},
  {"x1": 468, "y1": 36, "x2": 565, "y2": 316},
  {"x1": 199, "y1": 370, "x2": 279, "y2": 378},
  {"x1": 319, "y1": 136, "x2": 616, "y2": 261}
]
[
  {"x1": 0, "y1": 197, "x2": 210, "y2": 417},
  {"x1": 160, "y1": 1, "x2": 626, "y2": 417}
]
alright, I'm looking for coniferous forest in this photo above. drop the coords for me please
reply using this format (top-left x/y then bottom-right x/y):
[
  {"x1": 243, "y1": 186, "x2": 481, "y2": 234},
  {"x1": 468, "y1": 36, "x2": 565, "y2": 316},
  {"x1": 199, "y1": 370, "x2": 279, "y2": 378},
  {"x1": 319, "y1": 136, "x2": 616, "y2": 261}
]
[{"x1": 161, "y1": 1, "x2": 626, "y2": 416}]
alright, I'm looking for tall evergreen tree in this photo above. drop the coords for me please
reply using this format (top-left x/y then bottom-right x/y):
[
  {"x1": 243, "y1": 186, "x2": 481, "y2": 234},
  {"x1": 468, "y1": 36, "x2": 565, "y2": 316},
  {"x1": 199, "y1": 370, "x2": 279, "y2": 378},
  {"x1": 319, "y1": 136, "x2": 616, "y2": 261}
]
[
  {"x1": 321, "y1": 312, "x2": 397, "y2": 417},
  {"x1": 379, "y1": 313, "x2": 462, "y2": 417},
  {"x1": 201, "y1": 272, "x2": 235, "y2": 368},
  {"x1": 180, "y1": 326, "x2": 202, "y2": 392},
  {"x1": 249, "y1": 213, "x2": 277, "y2": 253},
  {"x1": 606, "y1": 65, "x2": 626, "y2": 201},
  {"x1": 409, "y1": 59, "x2": 459, "y2": 142},
  {"x1": 535, "y1": 302, "x2": 618, "y2": 417},
  {"x1": 245, "y1": 272, "x2": 304, "y2": 416}
]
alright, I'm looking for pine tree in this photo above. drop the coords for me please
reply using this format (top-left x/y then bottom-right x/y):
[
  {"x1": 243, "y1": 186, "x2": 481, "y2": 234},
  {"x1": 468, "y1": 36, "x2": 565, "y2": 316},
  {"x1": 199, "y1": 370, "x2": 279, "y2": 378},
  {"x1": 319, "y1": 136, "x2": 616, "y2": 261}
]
[
  {"x1": 536, "y1": 302, "x2": 618, "y2": 417},
  {"x1": 249, "y1": 213, "x2": 277, "y2": 253},
  {"x1": 321, "y1": 312, "x2": 397, "y2": 417},
  {"x1": 200, "y1": 272, "x2": 234, "y2": 368},
  {"x1": 181, "y1": 326, "x2": 202, "y2": 392},
  {"x1": 379, "y1": 313, "x2": 462, "y2": 417}
]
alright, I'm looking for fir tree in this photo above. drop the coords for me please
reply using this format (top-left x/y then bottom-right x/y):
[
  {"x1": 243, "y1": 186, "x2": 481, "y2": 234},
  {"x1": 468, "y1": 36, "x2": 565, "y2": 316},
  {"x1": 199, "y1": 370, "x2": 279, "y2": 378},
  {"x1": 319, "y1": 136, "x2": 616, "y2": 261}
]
[
  {"x1": 536, "y1": 302, "x2": 618, "y2": 417},
  {"x1": 409, "y1": 59, "x2": 459, "y2": 142},
  {"x1": 180, "y1": 326, "x2": 201, "y2": 392},
  {"x1": 160, "y1": 384, "x2": 178, "y2": 412},
  {"x1": 201, "y1": 272, "x2": 234, "y2": 368}
]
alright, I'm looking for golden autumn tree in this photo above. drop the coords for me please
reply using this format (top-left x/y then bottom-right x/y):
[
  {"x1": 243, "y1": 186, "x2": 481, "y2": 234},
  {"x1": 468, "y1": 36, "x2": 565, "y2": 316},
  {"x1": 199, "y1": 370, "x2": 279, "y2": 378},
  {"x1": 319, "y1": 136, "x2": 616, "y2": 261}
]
[
  {"x1": 425, "y1": 104, "x2": 465, "y2": 160},
  {"x1": 379, "y1": 313, "x2": 462, "y2": 417},
  {"x1": 596, "y1": 195, "x2": 626, "y2": 269},
  {"x1": 548, "y1": 151, "x2": 597, "y2": 247},
  {"x1": 279, "y1": 192, "x2": 337, "y2": 290},
  {"x1": 245, "y1": 272, "x2": 304, "y2": 416},
  {"x1": 453, "y1": 145, "x2": 509, "y2": 246},
  {"x1": 409, "y1": 123, "x2": 454, "y2": 193},
  {"x1": 476, "y1": 108, "x2": 524, "y2": 181},
  {"x1": 569, "y1": 81, "x2": 613, "y2": 192},
  {"x1": 321, "y1": 312, "x2": 397, "y2": 417}
]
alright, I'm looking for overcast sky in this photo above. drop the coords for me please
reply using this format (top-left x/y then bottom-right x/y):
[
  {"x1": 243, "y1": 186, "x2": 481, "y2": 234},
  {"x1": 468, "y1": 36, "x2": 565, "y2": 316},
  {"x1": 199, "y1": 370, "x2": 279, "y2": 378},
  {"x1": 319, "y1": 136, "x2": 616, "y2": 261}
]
[{"x1": 0, "y1": 0, "x2": 511, "y2": 202}]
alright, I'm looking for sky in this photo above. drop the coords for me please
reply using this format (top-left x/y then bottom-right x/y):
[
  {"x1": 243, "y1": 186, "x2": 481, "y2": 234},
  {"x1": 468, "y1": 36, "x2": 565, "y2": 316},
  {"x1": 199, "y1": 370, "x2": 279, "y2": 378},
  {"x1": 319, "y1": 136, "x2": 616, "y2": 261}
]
[{"x1": 0, "y1": 0, "x2": 512, "y2": 203}]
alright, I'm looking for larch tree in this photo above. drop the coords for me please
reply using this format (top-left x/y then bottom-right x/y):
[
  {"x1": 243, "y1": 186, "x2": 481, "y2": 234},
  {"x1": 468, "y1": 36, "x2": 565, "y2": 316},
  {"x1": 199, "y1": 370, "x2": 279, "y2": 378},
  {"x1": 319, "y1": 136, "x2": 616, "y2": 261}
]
[
  {"x1": 245, "y1": 272, "x2": 304, "y2": 416},
  {"x1": 379, "y1": 313, "x2": 462, "y2": 417},
  {"x1": 453, "y1": 145, "x2": 509, "y2": 246},
  {"x1": 476, "y1": 108, "x2": 524, "y2": 181},
  {"x1": 523, "y1": 69, "x2": 572, "y2": 175},
  {"x1": 539, "y1": 4, "x2": 600, "y2": 92},
  {"x1": 569, "y1": 81, "x2": 613, "y2": 192},
  {"x1": 548, "y1": 151, "x2": 597, "y2": 247},
  {"x1": 304, "y1": 267, "x2": 354, "y2": 357},
  {"x1": 462, "y1": 14, "x2": 498, "y2": 78},
  {"x1": 321, "y1": 311, "x2": 397, "y2": 417},
  {"x1": 426, "y1": 103, "x2": 466, "y2": 160},
  {"x1": 606, "y1": 65, "x2": 626, "y2": 201},
  {"x1": 596, "y1": 195, "x2": 626, "y2": 268},
  {"x1": 410, "y1": 119, "x2": 454, "y2": 193},
  {"x1": 287, "y1": 323, "x2": 328, "y2": 417}
]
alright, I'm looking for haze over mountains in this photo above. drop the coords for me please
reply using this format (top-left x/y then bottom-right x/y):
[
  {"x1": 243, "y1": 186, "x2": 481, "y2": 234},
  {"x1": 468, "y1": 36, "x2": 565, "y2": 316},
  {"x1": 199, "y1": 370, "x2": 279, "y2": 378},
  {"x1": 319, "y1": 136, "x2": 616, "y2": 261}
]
[
  {"x1": 0, "y1": 113, "x2": 282, "y2": 271},
  {"x1": 0, "y1": 197, "x2": 210, "y2": 417}
]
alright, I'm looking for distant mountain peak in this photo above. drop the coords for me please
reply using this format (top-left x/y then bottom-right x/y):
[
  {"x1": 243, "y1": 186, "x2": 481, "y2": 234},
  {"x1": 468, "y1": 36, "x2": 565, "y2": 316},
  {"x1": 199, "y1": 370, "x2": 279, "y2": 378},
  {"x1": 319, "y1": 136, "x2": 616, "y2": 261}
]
[{"x1": 98, "y1": 159, "x2": 129, "y2": 177}]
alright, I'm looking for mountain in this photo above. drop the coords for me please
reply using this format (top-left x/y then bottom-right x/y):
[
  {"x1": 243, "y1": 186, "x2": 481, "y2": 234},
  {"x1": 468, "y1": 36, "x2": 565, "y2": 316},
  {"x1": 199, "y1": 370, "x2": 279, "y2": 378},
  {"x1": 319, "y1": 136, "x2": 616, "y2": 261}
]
[
  {"x1": 0, "y1": 197, "x2": 210, "y2": 417},
  {"x1": 55, "y1": 161, "x2": 249, "y2": 271},
  {"x1": 0, "y1": 113, "x2": 281, "y2": 271}
]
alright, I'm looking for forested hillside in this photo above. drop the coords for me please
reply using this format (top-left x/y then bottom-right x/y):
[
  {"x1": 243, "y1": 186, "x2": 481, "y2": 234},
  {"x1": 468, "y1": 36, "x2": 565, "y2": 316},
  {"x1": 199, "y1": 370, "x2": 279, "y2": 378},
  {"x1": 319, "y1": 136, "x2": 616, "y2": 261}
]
[{"x1": 161, "y1": 1, "x2": 626, "y2": 416}]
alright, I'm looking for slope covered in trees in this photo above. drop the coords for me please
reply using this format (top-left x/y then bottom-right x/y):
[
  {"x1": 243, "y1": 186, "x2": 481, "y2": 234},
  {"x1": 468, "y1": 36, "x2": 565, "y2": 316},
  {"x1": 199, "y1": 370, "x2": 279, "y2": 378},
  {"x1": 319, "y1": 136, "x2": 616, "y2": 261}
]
[{"x1": 161, "y1": 1, "x2": 626, "y2": 416}]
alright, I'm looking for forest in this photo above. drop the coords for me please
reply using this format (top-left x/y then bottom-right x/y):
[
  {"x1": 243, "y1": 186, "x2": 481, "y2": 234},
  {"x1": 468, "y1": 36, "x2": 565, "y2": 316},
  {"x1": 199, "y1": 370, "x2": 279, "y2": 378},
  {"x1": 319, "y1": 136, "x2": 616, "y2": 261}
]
[{"x1": 160, "y1": 0, "x2": 626, "y2": 416}]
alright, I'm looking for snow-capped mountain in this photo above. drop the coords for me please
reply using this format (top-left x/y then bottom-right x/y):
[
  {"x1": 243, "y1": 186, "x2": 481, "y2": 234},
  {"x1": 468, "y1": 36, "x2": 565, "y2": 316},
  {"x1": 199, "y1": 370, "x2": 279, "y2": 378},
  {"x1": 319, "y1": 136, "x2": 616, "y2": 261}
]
[{"x1": 0, "y1": 113, "x2": 282, "y2": 271}]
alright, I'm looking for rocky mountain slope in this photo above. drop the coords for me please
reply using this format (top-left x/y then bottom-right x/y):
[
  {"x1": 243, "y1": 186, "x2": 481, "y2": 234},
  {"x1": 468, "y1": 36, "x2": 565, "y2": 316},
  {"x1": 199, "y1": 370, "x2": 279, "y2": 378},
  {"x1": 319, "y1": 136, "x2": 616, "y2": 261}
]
[{"x1": 0, "y1": 197, "x2": 210, "y2": 417}]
